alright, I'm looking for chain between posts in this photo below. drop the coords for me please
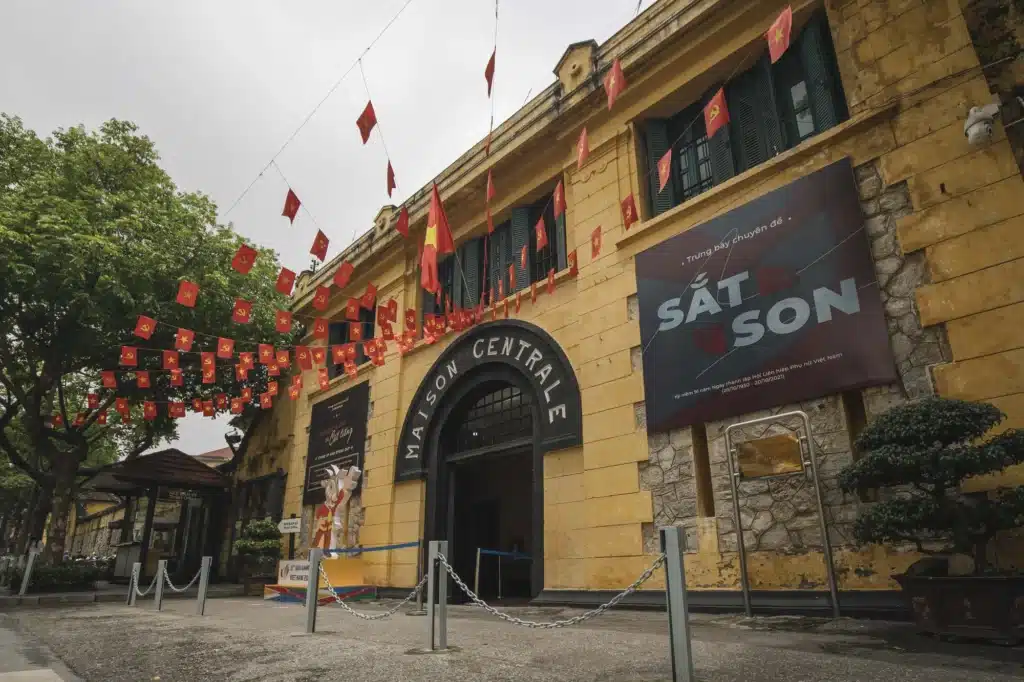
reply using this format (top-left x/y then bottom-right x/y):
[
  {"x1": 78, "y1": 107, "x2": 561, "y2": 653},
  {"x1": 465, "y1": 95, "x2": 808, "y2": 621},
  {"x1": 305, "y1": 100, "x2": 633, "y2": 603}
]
[
  {"x1": 163, "y1": 566, "x2": 203, "y2": 593},
  {"x1": 436, "y1": 552, "x2": 667, "y2": 629},
  {"x1": 132, "y1": 567, "x2": 159, "y2": 598},
  {"x1": 318, "y1": 563, "x2": 428, "y2": 620}
]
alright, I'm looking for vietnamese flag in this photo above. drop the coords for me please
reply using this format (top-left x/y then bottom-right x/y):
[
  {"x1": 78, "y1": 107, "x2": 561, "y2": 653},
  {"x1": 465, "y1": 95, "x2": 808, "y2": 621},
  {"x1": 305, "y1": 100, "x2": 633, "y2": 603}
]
[
  {"x1": 87, "y1": 393, "x2": 99, "y2": 409},
  {"x1": 120, "y1": 346, "x2": 138, "y2": 367},
  {"x1": 568, "y1": 250, "x2": 578, "y2": 277},
  {"x1": 591, "y1": 225, "x2": 603, "y2": 259},
  {"x1": 420, "y1": 183, "x2": 455, "y2": 294},
  {"x1": 240, "y1": 352, "x2": 255, "y2": 370},
  {"x1": 356, "y1": 101, "x2": 377, "y2": 144},
  {"x1": 603, "y1": 58, "x2": 626, "y2": 110},
  {"x1": 547, "y1": 268, "x2": 556, "y2": 294},
  {"x1": 621, "y1": 194, "x2": 639, "y2": 231},
  {"x1": 767, "y1": 6, "x2": 793, "y2": 64},
  {"x1": 349, "y1": 322, "x2": 363, "y2": 342},
  {"x1": 553, "y1": 180, "x2": 566, "y2": 219},
  {"x1": 163, "y1": 350, "x2": 179, "y2": 370},
  {"x1": 101, "y1": 371, "x2": 117, "y2": 389},
  {"x1": 143, "y1": 401, "x2": 157, "y2": 420},
  {"x1": 170, "y1": 402, "x2": 186, "y2": 419},
  {"x1": 394, "y1": 207, "x2": 409, "y2": 239},
  {"x1": 312, "y1": 347, "x2": 326, "y2": 365},
  {"x1": 310, "y1": 230, "x2": 329, "y2": 262},
  {"x1": 484, "y1": 49, "x2": 496, "y2": 96},
  {"x1": 282, "y1": 189, "x2": 300, "y2": 224},
  {"x1": 312, "y1": 286, "x2": 330, "y2": 312},
  {"x1": 260, "y1": 392, "x2": 273, "y2": 410},
  {"x1": 232, "y1": 298, "x2": 252, "y2": 324},
  {"x1": 576, "y1": 127, "x2": 589, "y2": 170},
  {"x1": 275, "y1": 310, "x2": 292, "y2": 333},
  {"x1": 136, "y1": 371, "x2": 151, "y2": 389},
  {"x1": 334, "y1": 261, "x2": 354, "y2": 289},
  {"x1": 387, "y1": 161, "x2": 397, "y2": 198},
  {"x1": 704, "y1": 88, "x2": 730, "y2": 138},
  {"x1": 313, "y1": 318, "x2": 329, "y2": 340},
  {"x1": 276, "y1": 267, "x2": 296, "y2": 296},
  {"x1": 535, "y1": 216, "x2": 548, "y2": 251},
  {"x1": 658, "y1": 149, "x2": 673, "y2": 193},
  {"x1": 134, "y1": 315, "x2": 156, "y2": 340},
  {"x1": 235, "y1": 364, "x2": 248, "y2": 381},
  {"x1": 508, "y1": 263, "x2": 516, "y2": 292},
  {"x1": 175, "y1": 328, "x2": 195, "y2": 352},
  {"x1": 231, "y1": 244, "x2": 257, "y2": 274},
  {"x1": 97, "y1": 411, "x2": 108, "y2": 425},
  {"x1": 331, "y1": 345, "x2": 345, "y2": 365},
  {"x1": 486, "y1": 170, "x2": 496, "y2": 204},
  {"x1": 344, "y1": 298, "x2": 360, "y2": 322},
  {"x1": 258, "y1": 344, "x2": 274, "y2": 364},
  {"x1": 318, "y1": 368, "x2": 331, "y2": 390},
  {"x1": 176, "y1": 280, "x2": 199, "y2": 307}
]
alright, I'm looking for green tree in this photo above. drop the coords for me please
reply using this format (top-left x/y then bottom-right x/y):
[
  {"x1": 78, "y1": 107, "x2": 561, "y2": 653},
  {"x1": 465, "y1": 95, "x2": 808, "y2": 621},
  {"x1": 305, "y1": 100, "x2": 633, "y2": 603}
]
[{"x1": 0, "y1": 114, "x2": 297, "y2": 562}]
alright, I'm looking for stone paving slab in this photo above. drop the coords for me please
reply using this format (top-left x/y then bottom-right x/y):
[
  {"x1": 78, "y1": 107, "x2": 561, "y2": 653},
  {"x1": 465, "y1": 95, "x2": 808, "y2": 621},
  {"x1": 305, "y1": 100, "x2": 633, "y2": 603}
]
[{"x1": 8, "y1": 597, "x2": 1024, "y2": 682}]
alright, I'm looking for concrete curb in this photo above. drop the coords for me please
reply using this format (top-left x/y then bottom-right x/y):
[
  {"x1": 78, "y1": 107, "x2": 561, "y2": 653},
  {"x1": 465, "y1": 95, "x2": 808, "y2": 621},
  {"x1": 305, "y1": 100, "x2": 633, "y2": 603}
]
[{"x1": 0, "y1": 587, "x2": 245, "y2": 609}]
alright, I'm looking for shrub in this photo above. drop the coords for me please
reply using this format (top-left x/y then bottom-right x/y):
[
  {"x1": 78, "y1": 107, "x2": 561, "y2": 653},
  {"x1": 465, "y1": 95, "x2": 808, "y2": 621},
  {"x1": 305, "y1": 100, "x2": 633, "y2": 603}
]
[
  {"x1": 839, "y1": 397, "x2": 1024, "y2": 574},
  {"x1": 8, "y1": 562, "x2": 102, "y2": 593}
]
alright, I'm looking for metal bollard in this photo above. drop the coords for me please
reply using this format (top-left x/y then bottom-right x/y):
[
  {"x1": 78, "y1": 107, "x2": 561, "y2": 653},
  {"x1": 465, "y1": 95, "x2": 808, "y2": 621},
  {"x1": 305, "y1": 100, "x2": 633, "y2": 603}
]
[
  {"x1": 129, "y1": 562, "x2": 141, "y2": 606},
  {"x1": 196, "y1": 556, "x2": 212, "y2": 616},
  {"x1": 660, "y1": 527, "x2": 695, "y2": 682},
  {"x1": 305, "y1": 548, "x2": 323, "y2": 634},
  {"x1": 425, "y1": 540, "x2": 449, "y2": 651},
  {"x1": 18, "y1": 548, "x2": 39, "y2": 597},
  {"x1": 154, "y1": 560, "x2": 166, "y2": 611}
]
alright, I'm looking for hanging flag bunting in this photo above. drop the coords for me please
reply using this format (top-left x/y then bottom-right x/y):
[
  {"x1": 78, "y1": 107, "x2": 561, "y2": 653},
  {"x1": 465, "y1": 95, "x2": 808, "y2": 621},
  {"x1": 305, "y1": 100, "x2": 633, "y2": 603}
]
[
  {"x1": 268, "y1": 361, "x2": 280, "y2": 377},
  {"x1": 380, "y1": 321, "x2": 395, "y2": 341},
  {"x1": 420, "y1": 183, "x2": 455, "y2": 294},
  {"x1": 258, "y1": 344, "x2": 274, "y2": 364},
  {"x1": 553, "y1": 180, "x2": 566, "y2": 218},
  {"x1": 487, "y1": 206, "x2": 495, "y2": 234},
  {"x1": 201, "y1": 351, "x2": 215, "y2": 370},
  {"x1": 48, "y1": 413, "x2": 64, "y2": 428},
  {"x1": 162, "y1": 350, "x2": 179, "y2": 370},
  {"x1": 275, "y1": 310, "x2": 292, "y2": 333},
  {"x1": 239, "y1": 352, "x2": 254, "y2": 370},
  {"x1": 260, "y1": 393, "x2": 273, "y2": 409},
  {"x1": 318, "y1": 368, "x2": 331, "y2": 390},
  {"x1": 203, "y1": 400, "x2": 216, "y2": 417},
  {"x1": 486, "y1": 170, "x2": 496, "y2": 204},
  {"x1": 313, "y1": 318, "x2": 329, "y2": 340},
  {"x1": 484, "y1": 49, "x2": 496, "y2": 96},
  {"x1": 288, "y1": 385, "x2": 301, "y2": 400},
  {"x1": 276, "y1": 349, "x2": 291, "y2": 368},
  {"x1": 134, "y1": 315, "x2": 156, "y2": 340},
  {"x1": 568, "y1": 250, "x2": 579, "y2": 277},
  {"x1": 215, "y1": 393, "x2": 228, "y2": 409},
  {"x1": 576, "y1": 128, "x2": 590, "y2": 170},
  {"x1": 356, "y1": 101, "x2": 377, "y2": 144},
  {"x1": 116, "y1": 397, "x2": 130, "y2": 414},
  {"x1": 175, "y1": 328, "x2": 195, "y2": 352},
  {"x1": 515, "y1": 290, "x2": 522, "y2": 313},
  {"x1": 603, "y1": 58, "x2": 626, "y2": 110},
  {"x1": 282, "y1": 189, "x2": 301, "y2": 224},
  {"x1": 231, "y1": 398, "x2": 243, "y2": 414},
  {"x1": 349, "y1": 322, "x2": 363, "y2": 342},
  {"x1": 203, "y1": 366, "x2": 216, "y2": 383},
  {"x1": 217, "y1": 337, "x2": 235, "y2": 359},
  {"x1": 767, "y1": 6, "x2": 793, "y2": 64},
  {"x1": 405, "y1": 309, "x2": 417, "y2": 331},
  {"x1": 520, "y1": 244, "x2": 528, "y2": 270},
  {"x1": 547, "y1": 268, "x2": 556, "y2": 295},
  {"x1": 331, "y1": 345, "x2": 345, "y2": 365},
  {"x1": 535, "y1": 216, "x2": 548, "y2": 251},
  {"x1": 97, "y1": 411, "x2": 108, "y2": 425},
  {"x1": 143, "y1": 402, "x2": 157, "y2": 420},
  {"x1": 295, "y1": 346, "x2": 311, "y2": 370},
  {"x1": 360, "y1": 282, "x2": 377, "y2": 310},
  {"x1": 704, "y1": 88, "x2": 730, "y2": 138},
  {"x1": 531, "y1": 282, "x2": 537, "y2": 304},
  {"x1": 176, "y1": 280, "x2": 199, "y2": 307},
  {"x1": 591, "y1": 225, "x2": 603, "y2": 259},
  {"x1": 190, "y1": 398, "x2": 203, "y2": 413},
  {"x1": 394, "y1": 207, "x2": 409, "y2": 239},
  {"x1": 231, "y1": 244, "x2": 257, "y2": 275},
  {"x1": 621, "y1": 194, "x2": 639, "y2": 231},
  {"x1": 310, "y1": 230, "x2": 330, "y2": 262},
  {"x1": 385, "y1": 299, "x2": 398, "y2": 322},
  {"x1": 170, "y1": 402, "x2": 187, "y2": 419},
  {"x1": 241, "y1": 387, "x2": 253, "y2": 402},
  {"x1": 276, "y1": 268, "x2": 296, "y2": 296},
  {"x1": 170, "y1": 369, "x2": 183, "y2": 387},
  {"x1": 658, "y1": 149, "x2": 673, "y2": 193},
  {"x1": 73, "y1": 412, "x2": 86, "y2": 428},
  {"x1": 267, "y1": 381, "x2": 278, "y2": 398},
  {"x1": 232, "y1": 298, "x2": 252, "y2": 324},
  {"x1": 87, "y1": 394, "x2": 99, "y2": 409},
  {"x1": 312, "y1": 285, "x2": 330, "y2": 312},
  {"x1": 235, "y1": 364, "x2": 248, "y2": 381},
  {"x1": 101, "y1": 371, "x2": 117, "y2": 389},
  {"x1": 120, "y1": 346, "x2": 138, "y2": 367},
  {"x1": 508, "y1": 263, "x2": 516, "y2": 292},
  {"x1": 136, "y1": 371, "x2": 151, "y2": 389},
  {"x1": 292, "y1": 373, "x2": 303, "y2": 388},
  {"x1": 345, "y1": 297, "x2": 361, "y2": 322},
  {"x1": 312, "y1": 347, "x2": 327, "y2": 365},
  {"x1": 387, "y1": 161, "x2": 397, "y2": 198},
  {"x1": 344, "y1": 362, "x2": 358, "y2": 379},
  {"x1": 334, "y1": 261, "x2": 355, "y2": 289}
]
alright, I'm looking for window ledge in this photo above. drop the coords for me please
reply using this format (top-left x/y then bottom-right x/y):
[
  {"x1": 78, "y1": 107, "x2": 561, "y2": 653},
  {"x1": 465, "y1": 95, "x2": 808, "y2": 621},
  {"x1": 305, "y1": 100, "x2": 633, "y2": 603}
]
[{"x1": 615, "y1": 103, "x2": 898, "y2": 250}]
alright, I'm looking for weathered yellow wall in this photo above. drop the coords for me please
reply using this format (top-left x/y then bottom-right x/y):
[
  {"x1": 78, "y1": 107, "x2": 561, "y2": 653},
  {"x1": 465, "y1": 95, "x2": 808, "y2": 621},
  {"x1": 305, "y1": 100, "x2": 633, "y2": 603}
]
[{"x1": 237, "y1": 0, "x2": 1024, "y2": 595}]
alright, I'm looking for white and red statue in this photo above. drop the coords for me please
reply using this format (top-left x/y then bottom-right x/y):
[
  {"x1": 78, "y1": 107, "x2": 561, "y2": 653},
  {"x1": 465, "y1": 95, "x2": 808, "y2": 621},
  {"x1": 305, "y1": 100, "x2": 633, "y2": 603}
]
[{"x1": 312, "y1": 464, "x2": 361, "y2": 550}]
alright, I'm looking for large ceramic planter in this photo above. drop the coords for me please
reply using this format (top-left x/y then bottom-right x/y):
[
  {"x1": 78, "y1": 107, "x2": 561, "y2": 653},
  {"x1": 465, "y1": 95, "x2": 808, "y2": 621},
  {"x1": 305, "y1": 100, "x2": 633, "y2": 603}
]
[{"x1": 894, "y1": 574, "x2": 1024, "y2": 644}]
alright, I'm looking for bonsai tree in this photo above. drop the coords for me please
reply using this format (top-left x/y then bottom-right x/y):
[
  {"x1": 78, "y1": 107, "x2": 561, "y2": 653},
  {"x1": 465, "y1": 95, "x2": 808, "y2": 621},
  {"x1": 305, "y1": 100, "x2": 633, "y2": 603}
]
[
  {"x1": 839, "y1": 397, "x2": 1024, "y2": 574},
  {"x1": 233, "y1": 519, "x2": 282, "y2": 593}
]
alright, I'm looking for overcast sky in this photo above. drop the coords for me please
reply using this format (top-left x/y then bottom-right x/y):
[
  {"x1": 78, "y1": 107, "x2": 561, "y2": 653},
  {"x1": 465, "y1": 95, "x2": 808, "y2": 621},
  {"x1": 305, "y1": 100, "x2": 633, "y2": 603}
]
[{"x1": 1, "y1": 0, "x2": 645, "y2": 457}]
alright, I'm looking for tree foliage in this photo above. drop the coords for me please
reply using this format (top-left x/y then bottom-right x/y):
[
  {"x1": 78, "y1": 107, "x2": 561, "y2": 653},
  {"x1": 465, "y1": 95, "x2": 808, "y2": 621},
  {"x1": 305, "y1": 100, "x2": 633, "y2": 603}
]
[
  {"x1": 839, "y1": 397, "x2": 1024, "y2": 573},
  {"x1": 0, "y1": 114, "x2": 299, "y2": 560}
]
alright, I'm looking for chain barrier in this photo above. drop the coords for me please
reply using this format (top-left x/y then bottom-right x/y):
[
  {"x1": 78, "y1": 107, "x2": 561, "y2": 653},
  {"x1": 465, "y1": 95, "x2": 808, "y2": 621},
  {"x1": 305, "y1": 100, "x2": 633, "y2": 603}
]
[
  {"x1": 133, "y1": 568, "x2": 159, "y2": 598},
  {"x1": 163, "y1": 566, "x2": 203, "y2": 593},
  {"x1": 436, "y1": 552, "x2": 666, "y2": 629},
  {"x1": 317, "y1": 563, "x2": 428, "y2": 621}
]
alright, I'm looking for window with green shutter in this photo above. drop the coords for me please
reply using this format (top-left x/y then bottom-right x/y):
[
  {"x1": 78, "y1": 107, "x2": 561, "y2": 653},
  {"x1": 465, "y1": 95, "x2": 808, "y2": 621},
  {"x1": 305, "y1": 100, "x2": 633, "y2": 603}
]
[{"x1": 327, "y1": 306, "x2": 375, "y2": 376}]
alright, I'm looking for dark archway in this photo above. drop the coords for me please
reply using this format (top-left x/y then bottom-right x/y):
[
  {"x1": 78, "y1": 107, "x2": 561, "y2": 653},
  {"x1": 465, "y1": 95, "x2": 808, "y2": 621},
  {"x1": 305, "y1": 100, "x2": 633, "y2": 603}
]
[{"x1": 394, "y1": 320, "x2": 582, "y2": 598}]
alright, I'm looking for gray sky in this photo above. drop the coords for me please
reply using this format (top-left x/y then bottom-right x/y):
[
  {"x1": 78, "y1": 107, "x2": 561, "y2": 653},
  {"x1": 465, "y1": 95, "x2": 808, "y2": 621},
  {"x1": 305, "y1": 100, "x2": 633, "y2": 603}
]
[{"x1": 1, "y1": 0, "x2": 643, "y2": 457}]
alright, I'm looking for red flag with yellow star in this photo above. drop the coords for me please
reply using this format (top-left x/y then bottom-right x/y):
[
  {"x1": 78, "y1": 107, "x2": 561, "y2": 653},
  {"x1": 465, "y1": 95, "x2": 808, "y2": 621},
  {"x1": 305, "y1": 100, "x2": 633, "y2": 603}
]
[
  {"x1": 535, "y1": 216, "x2": 548, "y2": 251},
  {"x1": 282, "y1": 189, "x2": 301, "y2": 224},
  {"x1": 553, "y1": 180, "x2": 566, "y2": 218},
  {"x1": 603, "y1": 58, "x2": 626, "y2": 110},
  {"x1": 621, "y1": 194, "x2": 638, "y2": 231},
  {"x1": 143, "y1": 401, "x2": 157, "y2": 420},
  {"x1": 101, "y1": 371, "x2": 117, "y2": 389},
  {"x1": 576, "y1": 128, "x2": 589, "y2": 170},
  {"x1": 357, "y1": 101, "x2": 377, "y2": 144},
  {"x1": 658, "y1": 149, "x2": 672, "y2": 193},
  {"x1": 310, "y1": 230, "x2": 329, "y2": 262},
  {"x1": 387, "y1": 161, "x2": 397, "y2": 197},
  {"x1": 275, "y1": 310, "x2": 292, "y2": 333},
  {"x1": 591, "y1": 225, "x2": 603, "y2": 259},
  {"x1": 136, "y1": 371, "x2": 151, "y2": 389},
  {"x1": 334, "y1": 261, "x2": 354, "y2": 288},
  {"x1": 258, "y1": 344, "x2": 274, "y2": 364},
  {"x1": 420, "y1": 183, "x2": 454, "y2": 294},
  {"x1": 276, "y1": 268, "x2": 296, "y2": 296},
  {"x1": 767, "y1": 6, "x2": 793, "y2": 64},
  {"x1": 394, "y1": 207, "x2": 409, "y2": 239},
  {"x1": 175, "y1": 328, "x2": 194, "y2": 352},
  {"x1": 163, "y1": 350, "x2": 179, "y2": 370},
  {"x1": 704, "y1": 88, "x2": 730, "y2": 138}
]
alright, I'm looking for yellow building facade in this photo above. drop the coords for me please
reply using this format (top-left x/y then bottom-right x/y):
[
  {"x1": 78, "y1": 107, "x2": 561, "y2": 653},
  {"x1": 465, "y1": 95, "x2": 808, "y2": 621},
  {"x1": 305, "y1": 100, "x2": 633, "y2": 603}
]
[{"x1": 231, "y1": 0, "x2": 1024, "y2": 614}]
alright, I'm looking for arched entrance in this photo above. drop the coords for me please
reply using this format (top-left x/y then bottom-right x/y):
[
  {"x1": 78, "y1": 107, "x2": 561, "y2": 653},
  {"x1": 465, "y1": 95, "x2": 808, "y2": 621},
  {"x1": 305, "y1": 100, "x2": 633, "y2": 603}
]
[{"x1": 395, "y1": 321, "x2": 583, "y2": 600}]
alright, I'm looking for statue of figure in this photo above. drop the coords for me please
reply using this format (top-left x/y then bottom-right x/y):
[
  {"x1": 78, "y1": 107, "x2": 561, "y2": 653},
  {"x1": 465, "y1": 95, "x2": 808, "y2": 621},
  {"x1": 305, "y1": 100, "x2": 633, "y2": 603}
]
[{"x1": 312, "y1": 465, "x2": 362, "y2": 550}]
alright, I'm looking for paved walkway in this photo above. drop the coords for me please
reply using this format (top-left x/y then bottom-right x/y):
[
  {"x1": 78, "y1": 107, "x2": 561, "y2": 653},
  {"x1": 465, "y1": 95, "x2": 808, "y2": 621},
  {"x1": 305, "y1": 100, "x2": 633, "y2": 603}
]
[
  {"x1": 7, "y1": 597, "x2": 1023, "y2": 681},
  {"x1": 0, "y1": 615, "x2": 79, "y2": 681},
  {"x1": 0, "y1": 582, "x2": 244, "y2": 609}
]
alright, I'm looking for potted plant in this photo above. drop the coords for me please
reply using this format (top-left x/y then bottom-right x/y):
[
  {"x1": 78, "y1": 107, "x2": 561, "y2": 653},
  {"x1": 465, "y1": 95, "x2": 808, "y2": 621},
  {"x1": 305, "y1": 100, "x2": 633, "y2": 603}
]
[
  {"x1": 839, "y1": 397, "x2": 1024, "y2": 642},
  {"x1": 233, "y1": 518, "x2": 282, "y2": 596}
]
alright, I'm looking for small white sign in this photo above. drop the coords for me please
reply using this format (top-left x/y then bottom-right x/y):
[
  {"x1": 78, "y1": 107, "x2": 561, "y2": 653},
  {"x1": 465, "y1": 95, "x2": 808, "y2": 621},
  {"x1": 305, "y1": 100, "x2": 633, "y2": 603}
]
[
  {"x1": 278, "y1": 560, "x2": 310, "y2": 586},
  {"x1": 277, "y1": 517, "x2": 302, "y2": 534}
]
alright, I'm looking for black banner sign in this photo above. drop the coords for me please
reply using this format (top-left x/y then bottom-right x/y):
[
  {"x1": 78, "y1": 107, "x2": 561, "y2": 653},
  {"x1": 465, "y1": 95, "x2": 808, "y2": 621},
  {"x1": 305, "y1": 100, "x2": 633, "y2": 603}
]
[
  {"x1": 635, "y1": 158, "x2": 897, "y2": 432},
  {"x1": 302, "y1": 381, "x2": 370, "y2": 505}
]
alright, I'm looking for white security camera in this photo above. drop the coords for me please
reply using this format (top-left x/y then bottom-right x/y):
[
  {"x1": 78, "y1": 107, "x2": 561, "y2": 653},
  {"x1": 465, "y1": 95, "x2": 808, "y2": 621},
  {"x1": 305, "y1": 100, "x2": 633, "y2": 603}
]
[{"x1": 964, "y1": 102, "x2": 1001, "y2": 146}]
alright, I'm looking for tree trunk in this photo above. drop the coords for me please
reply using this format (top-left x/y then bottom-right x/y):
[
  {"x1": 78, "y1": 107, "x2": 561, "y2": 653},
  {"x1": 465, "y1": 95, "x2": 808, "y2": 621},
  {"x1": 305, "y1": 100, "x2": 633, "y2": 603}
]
[
  {"x1": 41, "y1": 453, "x2": 78, "y2": 564},
  {"x1": 14, "y1": 486, "x2": 50, "y2": 555}
]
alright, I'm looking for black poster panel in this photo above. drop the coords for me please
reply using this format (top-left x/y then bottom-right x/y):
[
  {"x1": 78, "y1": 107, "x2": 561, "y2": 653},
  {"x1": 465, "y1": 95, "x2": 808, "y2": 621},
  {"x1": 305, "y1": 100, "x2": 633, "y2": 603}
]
[
  {"x1": 635, "y1": 158, "x2": 897, "y2": 433},
  {"x1": 302, "y1": 381, "x2": 370, "y2": 505}
]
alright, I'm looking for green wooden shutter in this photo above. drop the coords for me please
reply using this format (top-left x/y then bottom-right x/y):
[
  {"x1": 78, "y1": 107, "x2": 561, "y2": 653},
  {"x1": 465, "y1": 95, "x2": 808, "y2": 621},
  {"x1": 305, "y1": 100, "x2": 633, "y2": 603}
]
[
  {"x1": 462, "y1": 238, "x2": 481, "y2": 307},
  {"x1": 708, "y1": 114, "x2": 736, "y2": 185},
  {"x1": 488, "y1": 227, "x2": 503, "y2": 299},
  {"x1": 727, "y1": 56, "x2": 783, "y2": 173},
  {"x1": 452, "y1": 245, "x2": 467, "y2": 308},
  {"x1": 555, "y1": 215, "x2": 567, "y2": 271},
  {"x1": 753, "y1": 55, "x2": 784, "y2": 157},
  {"x1": 501, "y1": 219, "x2": 517, "y2": 293},
  {"x1": 800, "y1": 15, "x2": 843, "y2": 133},
  {"x1": 644, "y1": 119, "x2": 676, "y2": 217},
  {"x1": 510, "y1": 207, "x2": 530, "y2": 292}
]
